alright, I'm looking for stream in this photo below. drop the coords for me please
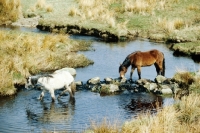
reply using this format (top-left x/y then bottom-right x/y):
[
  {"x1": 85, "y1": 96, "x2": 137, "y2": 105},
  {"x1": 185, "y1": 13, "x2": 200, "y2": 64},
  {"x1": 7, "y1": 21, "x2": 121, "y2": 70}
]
[{"x1": 0, "y1": 26, "x2": 199, "y2": 133}]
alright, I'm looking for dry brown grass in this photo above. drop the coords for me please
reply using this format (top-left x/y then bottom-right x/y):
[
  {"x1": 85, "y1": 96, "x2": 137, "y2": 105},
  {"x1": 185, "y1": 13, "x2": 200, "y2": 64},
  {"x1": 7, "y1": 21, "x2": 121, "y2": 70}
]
[
  {"x1": 87, "y1": 118, "x2": 120, "y2": 133},
  {"x1": 121, "y1": 93, "x2": 200, "y2": 133},
  {"x1": 156, "y1": 18, "x2": 185, "y2": 34},
  {"x1": 68, "y1": 6, "x2": 79, "y2": 17},
  {"x1": 87, "y1": 93, "x2": 200, "y2": 133},
  {"x1": 0, "y1": 0, "x2": 22, "y2": 24},
  {"x1": 0, "y1": 30, "x2": 93, "y2": 96},
  {"x1": 75, "y1": 0, "x2": 117, "y2": 28},
  {"x1": 173, "y1": 70, "x2": 195, "y2": 85},
  {"x1": 26, "y1": 0, "x2": 53, "y2": 15},
  {"x1": 187, "y1": 4, "x2": 199, "y2": 11}
]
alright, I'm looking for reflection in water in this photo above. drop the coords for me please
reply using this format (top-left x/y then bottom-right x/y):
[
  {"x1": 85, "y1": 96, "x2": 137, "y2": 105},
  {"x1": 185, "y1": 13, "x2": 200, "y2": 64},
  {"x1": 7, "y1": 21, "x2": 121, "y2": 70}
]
[
  {"x1": 125, "y1": 95, "x2": 163, "y2": 114},
  {"x1": 26, "y1": 97, "x2": 75, "y2": 128}
]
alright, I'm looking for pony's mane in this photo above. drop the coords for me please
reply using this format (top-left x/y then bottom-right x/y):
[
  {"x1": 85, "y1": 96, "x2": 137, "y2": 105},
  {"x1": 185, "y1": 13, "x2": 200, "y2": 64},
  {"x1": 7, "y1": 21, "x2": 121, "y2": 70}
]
[
  {"x1": 122, "y1": 51, "x2": 140, "y2": 67},
  {"x1": 38, "y1": 74, "x2": 54, "y2": 83},
  {"x1": 128, "y1": 51, "x2": 140, "y2": 57},
  {"x1": 30, "y1": 74, "x2": 53, "y2": 85},
  {"x1": 122, "y1": 57, "x2": 130, "y2": 67},
  {"x1": 41, "y1": 74, "x2": 53, "y2": 78}
]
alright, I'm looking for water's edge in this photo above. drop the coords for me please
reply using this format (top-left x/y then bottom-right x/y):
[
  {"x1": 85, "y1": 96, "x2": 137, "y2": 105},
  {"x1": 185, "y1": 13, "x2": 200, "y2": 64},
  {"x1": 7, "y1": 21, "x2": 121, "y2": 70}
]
[{"x1": 0, "y1": 26, "x2": 199, "y2": 132}]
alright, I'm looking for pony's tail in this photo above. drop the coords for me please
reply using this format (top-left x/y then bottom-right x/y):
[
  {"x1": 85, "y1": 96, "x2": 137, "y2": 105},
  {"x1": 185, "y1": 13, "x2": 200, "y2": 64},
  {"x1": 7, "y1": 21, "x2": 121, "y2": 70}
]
[
  {"x1": 162, "y1": 58, "x2": 165, "y2": 76},
  {"x1": 71, "y1": 81, "x2": 76, "y2": 96}
]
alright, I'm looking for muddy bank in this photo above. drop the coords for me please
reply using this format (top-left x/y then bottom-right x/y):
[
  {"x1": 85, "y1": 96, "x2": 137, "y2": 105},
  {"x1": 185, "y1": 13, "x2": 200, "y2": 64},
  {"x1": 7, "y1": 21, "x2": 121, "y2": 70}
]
[{"x1": 36, "y1": 24, "x2": 137, "y2": 42}]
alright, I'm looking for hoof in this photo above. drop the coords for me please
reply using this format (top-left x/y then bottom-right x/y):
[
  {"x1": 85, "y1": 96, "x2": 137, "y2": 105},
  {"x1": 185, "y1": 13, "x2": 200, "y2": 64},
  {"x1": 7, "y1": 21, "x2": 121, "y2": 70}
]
[
  {"x1": 38, "y1": 96, "x2": 43, "y2": 101},
  {"x1": 51, "y1": 98, "x2": 55, "y2": 102}
]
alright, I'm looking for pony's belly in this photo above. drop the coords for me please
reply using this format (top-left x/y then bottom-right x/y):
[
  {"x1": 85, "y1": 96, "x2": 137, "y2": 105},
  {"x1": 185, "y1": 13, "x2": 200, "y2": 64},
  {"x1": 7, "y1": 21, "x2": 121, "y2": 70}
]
[
  {"x1": 44, "y1": 81, "x2": 68, "y2": 90},
  {"x1": 142, "y1": 64, "x2": 153, "y2": 67}
]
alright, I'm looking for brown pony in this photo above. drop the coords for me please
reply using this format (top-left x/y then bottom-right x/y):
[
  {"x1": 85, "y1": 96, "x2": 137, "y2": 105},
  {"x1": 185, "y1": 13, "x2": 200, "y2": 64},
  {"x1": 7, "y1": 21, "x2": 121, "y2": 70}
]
[{"x1": 119, "y1": 49, "x2": 165, "y2": 79}]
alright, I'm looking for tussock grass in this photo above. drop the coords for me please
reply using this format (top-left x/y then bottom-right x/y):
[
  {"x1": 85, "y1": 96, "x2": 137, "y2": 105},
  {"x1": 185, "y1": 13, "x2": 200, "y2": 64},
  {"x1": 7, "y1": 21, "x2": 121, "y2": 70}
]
[
  {"x1": 24, "y1": 0, "x2": 53, "y2": 17},
  {"x1": 35, "y1": 0, "x2": 53, "y2": 12},
  {"x1": 121, "y1": 93, "x2": 200, "y2": 133},
  {"x1": 88, "y1": 93, "x2": 200, "y2": 133},
  {"x1": 0, "y1": 30, "x2": 93, "y2": 96},
  {"x1": 155, "y1": 17, "x2": 186, "y2": 35},
  {"x1": 175, "y1": 93, "x2": 200, "y2": 125},
  {"x1": 87, "y1": 118, "x2": 120, "y2": 133},
  {"x1": 76, "y1": 0, "x2": 117, "y2": 28},
  {"x1": 86, "y1": 93, "x2": 200, "y2": 133},
  {"x1": 68, "y1": 6, "x2": 79, "y2": 17},
  {"x1": 187, "y1": 4, "x2": 199, "y2": 11},
  {"x1": 173, "y1": 70, "x2": 195, "y2": 86},
  {"x1": 0, "y1": 0, "x2": 22, "y2": 24}
]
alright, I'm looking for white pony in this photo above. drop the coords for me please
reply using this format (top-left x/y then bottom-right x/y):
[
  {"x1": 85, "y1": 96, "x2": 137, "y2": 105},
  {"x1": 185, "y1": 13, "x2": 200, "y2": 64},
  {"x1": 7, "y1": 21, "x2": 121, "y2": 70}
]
[{"x1": 25, "y1": 70, "x2": 76, "y2": 102}]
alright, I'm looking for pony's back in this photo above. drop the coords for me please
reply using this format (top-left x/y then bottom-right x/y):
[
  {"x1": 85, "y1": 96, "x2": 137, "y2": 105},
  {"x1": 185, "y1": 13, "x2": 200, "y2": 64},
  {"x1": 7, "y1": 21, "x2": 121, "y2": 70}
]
[{"x1": 37, "y1": 71, "x2": 74, "y2": 89}]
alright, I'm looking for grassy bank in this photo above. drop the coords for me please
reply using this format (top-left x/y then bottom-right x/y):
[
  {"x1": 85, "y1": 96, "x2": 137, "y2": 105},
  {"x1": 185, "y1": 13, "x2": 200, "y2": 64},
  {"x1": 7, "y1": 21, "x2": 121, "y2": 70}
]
[
  {"x1": 170, "y1": 42, "x2": 200, "y2": 62},
  {"x1": 2, "y1": 0, "x2": 198, "y2": 56},
  {"x1": 21, "y1": 0, "x2": 200, "y2": 45},
  {"x1": 86, "y1": 70, "x2": 200, "y2": 133},
  {"x1": 0, "y1": 30, "x2": 93, "y2": 96},
  {"x1": 1, "y1": 0, "x2": 200, "y2": 55}
]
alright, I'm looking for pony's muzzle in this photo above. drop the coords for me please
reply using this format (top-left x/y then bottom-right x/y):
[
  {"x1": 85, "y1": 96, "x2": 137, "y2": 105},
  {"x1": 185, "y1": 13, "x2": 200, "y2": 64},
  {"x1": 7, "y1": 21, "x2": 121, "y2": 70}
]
[
  {"x1": 119, "y1": 72, "x2": 125, "y2": 79},
  {"x1": 25, "y1": 84, "x2": 33, "y2": 89}
]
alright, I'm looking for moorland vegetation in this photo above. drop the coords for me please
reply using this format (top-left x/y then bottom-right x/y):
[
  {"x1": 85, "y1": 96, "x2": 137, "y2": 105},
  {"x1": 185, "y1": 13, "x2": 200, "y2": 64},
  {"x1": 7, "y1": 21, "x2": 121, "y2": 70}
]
[
  {"x1": 1, "y1": 0, "x2": 200, "y2": 132},
  {"x1": 20, "y1": 0, "x2": 200, "y2": 56}
]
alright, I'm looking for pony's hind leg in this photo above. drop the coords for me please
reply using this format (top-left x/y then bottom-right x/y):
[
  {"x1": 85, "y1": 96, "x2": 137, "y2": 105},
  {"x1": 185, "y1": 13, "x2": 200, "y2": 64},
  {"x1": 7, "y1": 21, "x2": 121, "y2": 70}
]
[
  {"x1": 58, "y1": 89, "x2": 68, "y2": 99},
  {"x1": 65, "y1": 84, "x2": 74, "y2": 98},
  {"x1": 161, "y1": 58, "x2": 165, "y2": 76},
  {"x1": 154, "y1": 63, "x2": 160, "y2": 75},
  {"x1": 137, "y1": 66, "x2": 141, "y2": 79},
  {"x1": 58, "y1": 83, "x2": 75, "y2": 99},
  {"x1": 71, "y1": 82, "x2": 76, "y2": 96}
]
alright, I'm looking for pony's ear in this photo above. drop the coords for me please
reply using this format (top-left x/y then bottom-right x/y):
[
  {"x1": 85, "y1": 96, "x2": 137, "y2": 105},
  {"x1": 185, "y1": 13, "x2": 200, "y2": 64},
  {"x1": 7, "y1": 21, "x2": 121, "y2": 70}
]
[
  {"x1": 26, "y1": 76, "x2": 30, "y2": 80},
  {"x1": 25, "y1": 76, "x2": 30, "y2": 82}
]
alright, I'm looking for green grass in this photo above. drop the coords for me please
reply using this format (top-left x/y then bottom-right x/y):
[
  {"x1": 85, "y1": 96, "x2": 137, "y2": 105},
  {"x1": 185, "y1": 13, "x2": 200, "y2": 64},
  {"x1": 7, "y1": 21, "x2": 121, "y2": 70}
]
[
  {"x1": 171, "y1": 42, "x2": 200, "y2": 56},
  {"x1": 20, "y1": 0, "x2": 200, "y2": 44}
]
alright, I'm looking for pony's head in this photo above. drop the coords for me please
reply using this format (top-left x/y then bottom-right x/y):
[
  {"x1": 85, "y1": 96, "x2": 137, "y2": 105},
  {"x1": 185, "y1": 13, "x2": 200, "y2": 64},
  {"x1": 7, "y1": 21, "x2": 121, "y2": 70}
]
[
  {"x1": 119, "y1": 64, "x2": 127, "y2": 79},
  {"x1": 25, "y1": 76, "x2": 39, "y2": 89}
]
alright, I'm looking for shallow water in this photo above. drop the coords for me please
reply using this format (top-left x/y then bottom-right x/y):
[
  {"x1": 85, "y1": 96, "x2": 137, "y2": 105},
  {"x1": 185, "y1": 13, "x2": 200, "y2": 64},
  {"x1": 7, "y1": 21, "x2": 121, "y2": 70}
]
[{"x1": 0, "y1": 28, "x2": 199, "y2": 132}]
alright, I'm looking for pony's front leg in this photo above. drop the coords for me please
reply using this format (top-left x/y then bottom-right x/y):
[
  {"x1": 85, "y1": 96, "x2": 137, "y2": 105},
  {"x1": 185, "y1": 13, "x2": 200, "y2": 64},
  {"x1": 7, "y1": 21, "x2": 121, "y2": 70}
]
[
  {"x1": 38, "y1": 90, "x2": 45, "y2": 100},
  {"x1": 130, "y1": 67, "x2": 135, "y2": 80},
  {"x1": 49, "y1": 89, "x2": 55, "y2": 102}
]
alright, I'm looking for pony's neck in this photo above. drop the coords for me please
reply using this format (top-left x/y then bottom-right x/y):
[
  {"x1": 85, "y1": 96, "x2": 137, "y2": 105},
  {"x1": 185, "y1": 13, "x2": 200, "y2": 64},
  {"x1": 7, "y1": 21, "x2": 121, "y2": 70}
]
[{"x1": 122, "y1": 57, "x2": 131, "y2": 68}]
